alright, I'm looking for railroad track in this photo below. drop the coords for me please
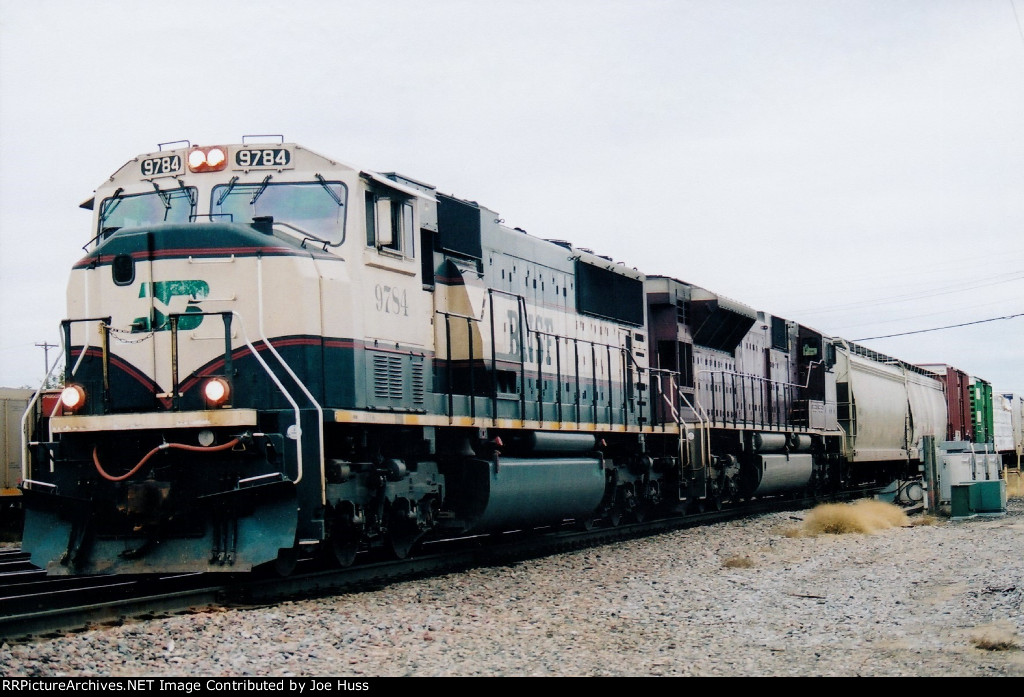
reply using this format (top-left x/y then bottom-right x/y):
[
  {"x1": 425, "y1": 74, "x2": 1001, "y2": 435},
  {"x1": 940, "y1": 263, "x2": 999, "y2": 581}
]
[{"x1": 0, "y1": 494, "x2": 842, "y2": 644}]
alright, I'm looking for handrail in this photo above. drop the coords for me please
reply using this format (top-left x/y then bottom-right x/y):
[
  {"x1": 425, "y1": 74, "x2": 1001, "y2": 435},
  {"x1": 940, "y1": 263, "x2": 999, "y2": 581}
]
[
  {"x1": 163, "y1": 308, "x2": 306, "y2": 485},
  {"x1": 228, "y1": 311, "x2": 306, "y2": 485},
  {"x1": 649, "y1": 367, "x2": 711, "y2": 497},
  {"x1": 677, "y1": 387, "x2": 711, "y2": 469},
  {"x1": 20, "y1": 334, "x2": 68, "y2": 482},
  {"x1": 695, "y1": 364, "x2": 823, "y2": 428},
  {"x1": 270, "y1": 220, "x2": 335, "y2": 252},
  {"x1": 442, "y1": 287, "x2": 650, "y2": 428},
  {"x1": 435, "y1": 309, "x2": 480, "y2": 421},
  {"x1": 257, "y1": 258, "x2": 324, "y2": 491}
]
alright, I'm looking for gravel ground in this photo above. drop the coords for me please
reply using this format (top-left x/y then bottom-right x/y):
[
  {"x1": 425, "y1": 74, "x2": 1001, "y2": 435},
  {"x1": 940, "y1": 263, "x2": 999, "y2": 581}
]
[{"x1": 2, "y1": 492, "x2": 1022, "y2": 678}]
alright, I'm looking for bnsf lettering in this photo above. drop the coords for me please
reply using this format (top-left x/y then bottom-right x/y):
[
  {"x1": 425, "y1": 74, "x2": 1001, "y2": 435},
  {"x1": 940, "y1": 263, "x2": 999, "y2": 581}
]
[{"x1": 507, "y1": 309, "x2": 555, "y2": 363}]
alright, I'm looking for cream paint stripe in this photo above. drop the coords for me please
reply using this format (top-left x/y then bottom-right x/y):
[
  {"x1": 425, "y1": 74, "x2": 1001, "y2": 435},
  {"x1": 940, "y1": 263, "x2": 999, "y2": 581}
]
[
  {"x1": 330, "y1": 409, "x2": 667, "y2": 434},
  {"x1": 49, "y1": 408, "x2": 259, "y2": 433},
  {"x1": 328, "y1": 408, "x2": 839, "y2": 437}
]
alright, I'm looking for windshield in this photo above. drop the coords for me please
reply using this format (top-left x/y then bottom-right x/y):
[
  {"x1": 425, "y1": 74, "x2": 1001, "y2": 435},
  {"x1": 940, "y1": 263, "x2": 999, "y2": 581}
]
[
  {"x1": 98, "y1": 187, "x2": 197, "y2": 233},
  {"x1": 212, "y1": 180, "x2": 348, "y2": 245}
]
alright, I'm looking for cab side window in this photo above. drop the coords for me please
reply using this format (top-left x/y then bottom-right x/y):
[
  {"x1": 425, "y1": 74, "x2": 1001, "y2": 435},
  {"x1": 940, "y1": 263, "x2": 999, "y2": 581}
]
[{"x1": 366, "y1": 191, "x2": 415, "y2": 258}]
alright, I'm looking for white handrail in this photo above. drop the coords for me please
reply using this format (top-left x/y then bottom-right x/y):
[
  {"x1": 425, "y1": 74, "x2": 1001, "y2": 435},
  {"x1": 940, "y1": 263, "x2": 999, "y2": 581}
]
[
  {"x1": 20, "y1": 334, "x2": 66, "y2": 480},
  {"x1": 256, "y1": 258, "x2": 324, "y2": 498},
  {"x1": 229, "y1": 311, "x2": 305, "y2": 485}
]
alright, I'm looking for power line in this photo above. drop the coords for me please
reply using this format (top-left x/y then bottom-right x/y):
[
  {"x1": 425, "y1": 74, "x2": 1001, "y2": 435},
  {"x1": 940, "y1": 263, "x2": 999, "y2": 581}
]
[
  {"x1": 789, "y1": 270, "x2": 1024, "y2": 317},
  {"x1": 828, "y1": 296, "x2": 1014, "y2": 332},
  {"x1": 852, "y1": 313, "x2": 1024, "y2": 341}
]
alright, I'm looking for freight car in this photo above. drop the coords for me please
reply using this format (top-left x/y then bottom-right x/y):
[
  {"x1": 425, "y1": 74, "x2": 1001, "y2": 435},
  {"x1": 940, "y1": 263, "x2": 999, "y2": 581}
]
[
  {"x1": 1, "y1": 388, "x2": 62, "y2": 534},
  {"x1": 995, "y1": 392, "x2": 1023, "y2": 469},
  {"x1": 19, "y1": 139, "x2": 953, "y2": 576},
  {"x1": 1, "y1": 388, "x2": 35, "y2": 527}
]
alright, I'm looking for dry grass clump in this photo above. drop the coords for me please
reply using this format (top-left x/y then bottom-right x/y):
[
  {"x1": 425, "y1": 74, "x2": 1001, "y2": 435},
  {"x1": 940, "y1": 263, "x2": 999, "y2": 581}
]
[
  {"x1": 722, "y1": 555, "x2": 755, "y2": 569},
  {"x1": 971, "y1": 634, "x2": 1021, "y2": 652},
  {"x1": 801, "y1": 499, "x2": 910, "y2": 536}
]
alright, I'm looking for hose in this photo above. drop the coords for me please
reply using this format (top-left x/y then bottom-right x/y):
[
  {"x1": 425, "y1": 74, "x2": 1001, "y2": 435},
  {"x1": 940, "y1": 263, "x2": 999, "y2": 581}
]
[{"x1": 92, "y1": 438, "x2": 240, "y2": 482}]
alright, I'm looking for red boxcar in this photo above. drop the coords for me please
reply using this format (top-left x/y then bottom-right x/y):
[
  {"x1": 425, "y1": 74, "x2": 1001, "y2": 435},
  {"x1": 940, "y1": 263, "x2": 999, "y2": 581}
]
[{"x1": 918, "y1": 364, "x2": 973, "y2": 442}]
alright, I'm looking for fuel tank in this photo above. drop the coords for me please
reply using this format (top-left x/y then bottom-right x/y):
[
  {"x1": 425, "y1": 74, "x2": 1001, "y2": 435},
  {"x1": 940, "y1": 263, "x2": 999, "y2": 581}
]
[{"x1": 447, "y1": 456, "x2": 607, "y2": 531}]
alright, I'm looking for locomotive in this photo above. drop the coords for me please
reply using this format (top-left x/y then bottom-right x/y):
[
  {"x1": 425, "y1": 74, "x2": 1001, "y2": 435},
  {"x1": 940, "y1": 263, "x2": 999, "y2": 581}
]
[{"x1": 19, "y1": 138, "x2": 952, "y2": 575}]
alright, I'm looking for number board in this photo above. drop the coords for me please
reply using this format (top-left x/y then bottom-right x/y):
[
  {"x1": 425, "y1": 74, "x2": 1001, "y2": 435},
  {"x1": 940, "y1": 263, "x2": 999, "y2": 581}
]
[
  {"x1": 140, "y1": 155, "x2": 183, "y2": 178},
  {"x1": 235, "y1": 148, "x2": 292, "y2": 168}
]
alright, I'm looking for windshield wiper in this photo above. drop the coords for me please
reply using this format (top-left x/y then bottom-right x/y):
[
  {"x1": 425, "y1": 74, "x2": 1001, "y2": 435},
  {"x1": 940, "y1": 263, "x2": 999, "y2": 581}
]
[
  {"x1": 315, "y1": 174, "x2": 344, "y2": 207},
  {"x1": 153, "y1": 182, "x2": 172, "y2": 212},
  {"x1": 215, "y1": 176, "x2": 239, "y2": 206},
  {"x1": 99, "y1": 187, "x2": 125, "y2": 226},
  {"x1": 250, "y1": 175, "x2": 272, "y2": 205},
  {"x1": 177, "y1": 178, "x2": 196, "y2": 206}
]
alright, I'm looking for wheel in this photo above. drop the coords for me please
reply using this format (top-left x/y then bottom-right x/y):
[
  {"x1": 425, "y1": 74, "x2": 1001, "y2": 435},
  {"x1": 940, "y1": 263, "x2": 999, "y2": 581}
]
[
  {"x1": 387, "y1": 498, "x2": 422, "y2": 560},
  {"x1": 388, "y1": 524, "x2": 420, "y2": 560},
  {"x1": 325, "y1": 505, "x2": 362, "y2": 568},
  {"x1": 330, "y1": 532, "x2": 360, "y2": 568}
]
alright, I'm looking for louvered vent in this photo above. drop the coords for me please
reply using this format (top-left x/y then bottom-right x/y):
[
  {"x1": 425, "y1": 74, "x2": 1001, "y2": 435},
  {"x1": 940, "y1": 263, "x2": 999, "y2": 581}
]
[
  {"x1": 411, "y1": 361, "x2": 425, "y2": 404},
  {"x1": 373, "y1": 353, "x2": 404, "y2": 400}
]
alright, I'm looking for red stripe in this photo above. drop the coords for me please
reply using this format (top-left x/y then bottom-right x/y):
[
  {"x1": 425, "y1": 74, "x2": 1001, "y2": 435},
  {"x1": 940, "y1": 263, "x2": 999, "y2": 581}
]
[{"x1": 74, "y1": 245, "x2": 330, "y2": 269}]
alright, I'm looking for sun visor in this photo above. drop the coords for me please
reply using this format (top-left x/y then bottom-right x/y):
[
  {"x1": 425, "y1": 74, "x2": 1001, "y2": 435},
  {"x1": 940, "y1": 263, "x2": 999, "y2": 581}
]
[{"x1": 360, "y1": 171, "x2": 434, "y2": 201}]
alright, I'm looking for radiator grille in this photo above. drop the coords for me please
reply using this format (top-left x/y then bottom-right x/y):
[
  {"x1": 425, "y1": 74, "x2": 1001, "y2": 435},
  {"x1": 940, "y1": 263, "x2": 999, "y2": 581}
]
[
  {"x1": 411, "y1": 361, "x2": 425, "y2": 404},
  {"x1": 373, "y1": 354, "x2": 404, "y2": 400}
]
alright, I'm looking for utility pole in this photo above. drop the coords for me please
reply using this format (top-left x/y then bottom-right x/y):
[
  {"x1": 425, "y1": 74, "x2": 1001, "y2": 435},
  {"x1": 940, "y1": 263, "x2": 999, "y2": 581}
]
[{"x1": 35, "y1": 341, "x2": 57, "y2": 378}]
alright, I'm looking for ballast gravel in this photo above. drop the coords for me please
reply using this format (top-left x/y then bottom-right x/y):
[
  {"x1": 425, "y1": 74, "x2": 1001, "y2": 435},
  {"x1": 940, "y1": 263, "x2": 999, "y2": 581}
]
[{"x1": 2, "y1": 496, "x2": 1022, "y2": 678}]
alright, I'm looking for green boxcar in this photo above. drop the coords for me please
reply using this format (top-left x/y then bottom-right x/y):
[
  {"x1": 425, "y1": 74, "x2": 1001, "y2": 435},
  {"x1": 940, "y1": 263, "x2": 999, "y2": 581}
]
[{"x1": 971, "y1": 379, "x2": 994, "y2": 445}]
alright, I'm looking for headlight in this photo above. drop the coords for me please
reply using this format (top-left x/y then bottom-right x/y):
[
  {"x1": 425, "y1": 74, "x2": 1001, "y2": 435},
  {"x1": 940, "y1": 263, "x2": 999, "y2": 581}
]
[
  {"x1": 202, "y1": 377, "x2": 231, "y2": 407},
  {"x1": 187, "y1": 146, "x2": 229, "y2": 173},
  {"x1": 59, "y1": 384, "x2": 87, "y2": 413}
]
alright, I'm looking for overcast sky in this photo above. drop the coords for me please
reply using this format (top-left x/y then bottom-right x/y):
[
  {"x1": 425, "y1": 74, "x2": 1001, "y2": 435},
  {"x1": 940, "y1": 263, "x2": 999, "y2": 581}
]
[{"x1": 1, "y1": 0, "x2": 1022, "y2": 395}]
